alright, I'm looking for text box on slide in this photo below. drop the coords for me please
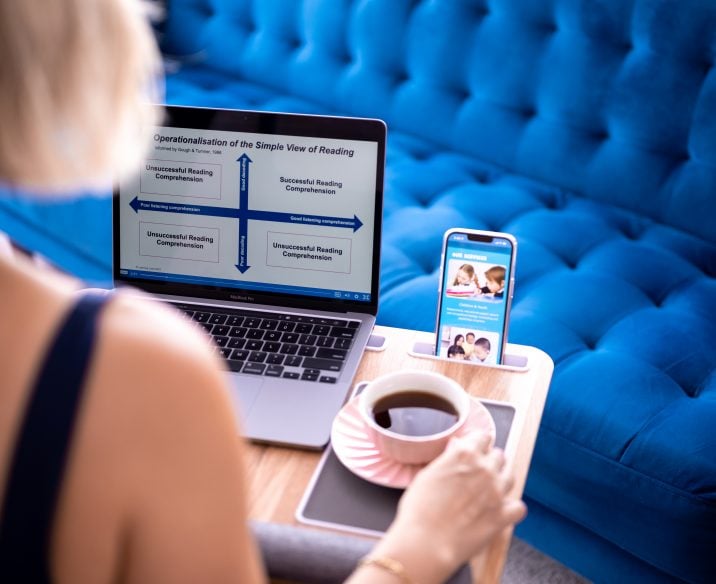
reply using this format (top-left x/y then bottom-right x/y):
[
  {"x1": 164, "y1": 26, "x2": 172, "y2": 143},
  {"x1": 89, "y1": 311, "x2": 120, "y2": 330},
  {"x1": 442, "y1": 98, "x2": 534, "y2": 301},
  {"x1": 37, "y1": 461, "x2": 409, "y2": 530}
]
[
  {"x1": 140, "y1": 159, "x2": 222, "y2": 199},
  {"x1": 140, "y1": 222, "x2": 220, "y2": 263},
  {"x1": 266, "y1": 231, "x2": 351, "y2": 273}
]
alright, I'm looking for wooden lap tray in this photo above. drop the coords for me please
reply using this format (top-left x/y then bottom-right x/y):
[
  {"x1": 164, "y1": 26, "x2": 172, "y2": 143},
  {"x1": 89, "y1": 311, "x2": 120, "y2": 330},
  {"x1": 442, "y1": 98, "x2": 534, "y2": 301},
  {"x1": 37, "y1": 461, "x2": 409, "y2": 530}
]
[{"x1": 297, "y1": 387, "x2": 516, "y2": 536}]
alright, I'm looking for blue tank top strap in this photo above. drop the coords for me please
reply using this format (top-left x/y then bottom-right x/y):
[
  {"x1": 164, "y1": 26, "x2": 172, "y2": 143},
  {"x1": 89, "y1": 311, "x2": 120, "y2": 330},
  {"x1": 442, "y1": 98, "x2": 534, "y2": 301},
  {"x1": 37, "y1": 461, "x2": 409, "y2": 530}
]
[{"x1": 0, "y1": 290, "x2": 112, "y2": 583}]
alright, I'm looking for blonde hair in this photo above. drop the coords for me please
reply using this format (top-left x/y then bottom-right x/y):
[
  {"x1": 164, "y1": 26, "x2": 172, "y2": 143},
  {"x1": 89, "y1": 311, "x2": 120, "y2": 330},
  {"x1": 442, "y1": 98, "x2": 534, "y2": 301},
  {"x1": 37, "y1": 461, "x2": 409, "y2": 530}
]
[{"x1": 0, "y1": 0, "x2": 162, "y2": 190}]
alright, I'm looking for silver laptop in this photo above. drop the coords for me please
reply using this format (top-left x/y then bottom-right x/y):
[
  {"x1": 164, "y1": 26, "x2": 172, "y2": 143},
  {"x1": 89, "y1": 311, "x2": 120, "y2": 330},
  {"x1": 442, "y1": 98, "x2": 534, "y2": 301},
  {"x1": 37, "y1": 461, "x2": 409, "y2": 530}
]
[{"x1": 113, "y1": 105, "x2": 386, "y2": 449}]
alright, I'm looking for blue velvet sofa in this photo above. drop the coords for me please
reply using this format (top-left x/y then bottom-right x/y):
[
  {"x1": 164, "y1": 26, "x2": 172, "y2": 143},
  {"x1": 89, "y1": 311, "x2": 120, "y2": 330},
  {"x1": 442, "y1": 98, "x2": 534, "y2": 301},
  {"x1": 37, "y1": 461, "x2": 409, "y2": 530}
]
[{"x1": 2, "y1": 1, "x2": 715, "y2": 582}]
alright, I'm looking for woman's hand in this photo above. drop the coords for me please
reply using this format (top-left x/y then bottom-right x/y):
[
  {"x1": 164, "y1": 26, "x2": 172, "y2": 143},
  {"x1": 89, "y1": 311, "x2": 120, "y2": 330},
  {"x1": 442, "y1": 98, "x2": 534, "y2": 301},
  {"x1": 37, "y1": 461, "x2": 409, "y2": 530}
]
[{"x1": 362, "y1": 432, "x2": 526, "y2": 583}]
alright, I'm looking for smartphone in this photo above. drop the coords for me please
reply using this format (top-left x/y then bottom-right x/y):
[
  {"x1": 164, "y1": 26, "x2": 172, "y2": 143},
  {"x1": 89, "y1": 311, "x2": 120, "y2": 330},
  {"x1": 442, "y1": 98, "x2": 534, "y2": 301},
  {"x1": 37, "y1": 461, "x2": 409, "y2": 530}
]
[{"x1": 435, "y1": 229, "x2": 517, "y2": 365}]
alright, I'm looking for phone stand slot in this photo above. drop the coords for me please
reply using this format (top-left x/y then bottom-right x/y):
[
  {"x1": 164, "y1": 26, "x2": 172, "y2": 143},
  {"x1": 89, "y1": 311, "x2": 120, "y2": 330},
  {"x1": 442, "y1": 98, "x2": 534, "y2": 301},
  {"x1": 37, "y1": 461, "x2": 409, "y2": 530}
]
[{"x1": 408, "y1": 341, "x2": 530, "y2": 372}]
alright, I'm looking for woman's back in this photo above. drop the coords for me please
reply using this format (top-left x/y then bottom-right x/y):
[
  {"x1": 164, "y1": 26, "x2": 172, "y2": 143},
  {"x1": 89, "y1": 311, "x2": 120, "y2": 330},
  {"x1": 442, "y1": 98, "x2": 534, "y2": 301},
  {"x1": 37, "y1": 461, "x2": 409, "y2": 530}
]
[
  {"x1": 0, "y1": 251, "x2": 264, "y2": 583},
  {"x1": 0, "y1": 286, "x2": 111, "y2": 582}
]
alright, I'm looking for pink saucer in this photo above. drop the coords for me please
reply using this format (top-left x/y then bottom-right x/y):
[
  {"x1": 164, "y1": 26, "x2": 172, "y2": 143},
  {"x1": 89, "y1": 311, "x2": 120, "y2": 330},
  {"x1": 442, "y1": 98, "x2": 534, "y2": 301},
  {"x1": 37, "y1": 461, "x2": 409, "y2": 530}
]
[{"x1": 331, "y1": 395, "x2": 496, "y2": 489}]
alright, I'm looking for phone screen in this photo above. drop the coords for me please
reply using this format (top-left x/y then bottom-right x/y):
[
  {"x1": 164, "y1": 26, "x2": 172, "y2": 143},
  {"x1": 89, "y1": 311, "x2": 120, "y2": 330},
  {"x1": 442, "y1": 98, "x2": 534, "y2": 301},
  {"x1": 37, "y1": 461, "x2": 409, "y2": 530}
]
[{"x1": 435, "y1": 231, "x2": 516, "y2": 365}]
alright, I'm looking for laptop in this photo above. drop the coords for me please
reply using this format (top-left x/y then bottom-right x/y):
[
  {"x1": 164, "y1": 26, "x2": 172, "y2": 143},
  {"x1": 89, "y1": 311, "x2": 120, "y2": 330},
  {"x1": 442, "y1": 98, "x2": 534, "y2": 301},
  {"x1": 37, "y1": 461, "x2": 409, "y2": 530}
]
[{"x1": 113, "y1": 105, "x2": 386, "y2": 449}]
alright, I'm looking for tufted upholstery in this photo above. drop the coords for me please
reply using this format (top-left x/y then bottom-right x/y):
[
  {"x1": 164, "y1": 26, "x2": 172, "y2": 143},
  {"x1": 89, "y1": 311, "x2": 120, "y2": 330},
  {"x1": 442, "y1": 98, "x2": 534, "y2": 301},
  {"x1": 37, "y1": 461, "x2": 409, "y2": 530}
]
[{"x1": 1, "y1": 1, "x2": 714, "y2": 582}]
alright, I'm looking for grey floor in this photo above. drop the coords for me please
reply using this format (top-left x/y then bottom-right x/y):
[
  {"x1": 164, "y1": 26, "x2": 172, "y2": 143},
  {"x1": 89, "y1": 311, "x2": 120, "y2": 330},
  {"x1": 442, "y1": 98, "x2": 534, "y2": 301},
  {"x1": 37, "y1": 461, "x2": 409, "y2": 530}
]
[{"x1": 503, "y1": 538, "x2": 590, "y2": 583}]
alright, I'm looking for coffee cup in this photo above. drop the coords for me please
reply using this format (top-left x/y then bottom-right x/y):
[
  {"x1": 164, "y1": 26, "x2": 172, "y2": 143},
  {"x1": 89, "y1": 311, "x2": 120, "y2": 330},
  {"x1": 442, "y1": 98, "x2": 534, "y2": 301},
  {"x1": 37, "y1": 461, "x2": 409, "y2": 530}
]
[{"x1": 358, "y1": 370, "x2": 471, "y2": 465}]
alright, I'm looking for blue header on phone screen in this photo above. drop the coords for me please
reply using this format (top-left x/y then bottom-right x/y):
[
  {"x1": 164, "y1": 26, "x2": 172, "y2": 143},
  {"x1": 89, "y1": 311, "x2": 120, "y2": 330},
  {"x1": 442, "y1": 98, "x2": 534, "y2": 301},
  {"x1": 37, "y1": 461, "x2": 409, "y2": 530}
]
[{"x1": 436, "y1": 233, "x2": 513, "y2": 364}]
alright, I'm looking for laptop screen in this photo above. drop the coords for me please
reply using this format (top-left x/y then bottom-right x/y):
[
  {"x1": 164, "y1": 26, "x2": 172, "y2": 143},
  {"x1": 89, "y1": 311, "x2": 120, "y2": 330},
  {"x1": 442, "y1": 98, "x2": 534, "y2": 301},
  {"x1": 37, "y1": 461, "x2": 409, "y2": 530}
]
[{"x1": 113, "y1": 106, "x2": 385, "y2": 314}]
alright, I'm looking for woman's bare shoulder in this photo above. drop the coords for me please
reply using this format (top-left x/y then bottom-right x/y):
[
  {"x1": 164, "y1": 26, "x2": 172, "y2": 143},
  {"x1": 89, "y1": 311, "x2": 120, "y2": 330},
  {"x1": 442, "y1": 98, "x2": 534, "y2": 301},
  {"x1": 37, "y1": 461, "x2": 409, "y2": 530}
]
[
  {"x1": 90, "y1": 288, "x2": 235, "y2": 437},
  {"x1": 101, "y1": 289, "x2": 211, "y2": 360}
]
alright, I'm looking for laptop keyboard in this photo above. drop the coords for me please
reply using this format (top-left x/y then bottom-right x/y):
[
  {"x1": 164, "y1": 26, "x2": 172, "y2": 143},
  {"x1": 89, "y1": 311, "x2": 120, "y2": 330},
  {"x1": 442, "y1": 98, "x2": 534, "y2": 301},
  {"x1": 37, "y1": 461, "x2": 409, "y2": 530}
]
[{"x1": 170, "y1": 303, "x2": 360, "y2": 383}]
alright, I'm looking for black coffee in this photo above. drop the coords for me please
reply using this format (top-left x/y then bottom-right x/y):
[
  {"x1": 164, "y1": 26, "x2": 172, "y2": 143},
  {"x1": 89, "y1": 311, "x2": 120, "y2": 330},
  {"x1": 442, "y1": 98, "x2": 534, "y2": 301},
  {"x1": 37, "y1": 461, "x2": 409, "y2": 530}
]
[{"x1": 371, "y1": 391, "x2": 459, "y2": 437}]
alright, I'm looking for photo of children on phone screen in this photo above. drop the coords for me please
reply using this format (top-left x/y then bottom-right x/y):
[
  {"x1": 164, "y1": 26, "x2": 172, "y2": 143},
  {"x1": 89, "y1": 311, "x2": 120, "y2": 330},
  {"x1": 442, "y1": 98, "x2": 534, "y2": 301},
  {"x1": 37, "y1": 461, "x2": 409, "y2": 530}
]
[
  {"x1": 444, "y1": 260, "x2": 506, "y2": 300},
  {"x1": 440, "y1": 326, "x2": 499, "y2": 366}
]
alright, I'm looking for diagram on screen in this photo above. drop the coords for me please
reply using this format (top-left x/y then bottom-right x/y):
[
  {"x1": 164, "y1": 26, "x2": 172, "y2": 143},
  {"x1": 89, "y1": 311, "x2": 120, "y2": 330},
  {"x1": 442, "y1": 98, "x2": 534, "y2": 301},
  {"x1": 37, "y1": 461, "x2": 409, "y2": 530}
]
[{"x1": 128, "y1": 153, "x2": 364, "y2": 274}]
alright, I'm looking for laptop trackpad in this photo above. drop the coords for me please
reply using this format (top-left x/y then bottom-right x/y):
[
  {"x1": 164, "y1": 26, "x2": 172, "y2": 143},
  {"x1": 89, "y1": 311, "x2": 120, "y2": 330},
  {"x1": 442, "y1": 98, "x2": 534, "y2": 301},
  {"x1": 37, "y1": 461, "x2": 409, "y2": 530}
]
[{"x1": 225, "y1": 373, "x2": 263, "y2": 427}]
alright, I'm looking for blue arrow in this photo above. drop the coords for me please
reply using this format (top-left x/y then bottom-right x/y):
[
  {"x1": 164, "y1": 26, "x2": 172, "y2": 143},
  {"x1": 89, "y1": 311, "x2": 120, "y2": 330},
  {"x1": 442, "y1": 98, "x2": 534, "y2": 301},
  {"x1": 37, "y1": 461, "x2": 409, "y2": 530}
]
[
  {"x1": 353, "y1": 214, "x2": 363, "y2": 232},
  {"x1": 246, "y1": 210, "x2": 363, "y2": 232},
  {"x1": 236, "y1": 154, "x2": 252, "y2": 272},
  {"x1": 129, "y1": 196, "x2": 239, "y2": 218},
  {"x1": 130, "y1": 196, "x2": 361, "y2": 231},
  {"x1": 237, "y1": 154, "x2": 252, "y2": 212},
  {"x1": 236, "y1": 215, "x2": 250, "y2": 273}
]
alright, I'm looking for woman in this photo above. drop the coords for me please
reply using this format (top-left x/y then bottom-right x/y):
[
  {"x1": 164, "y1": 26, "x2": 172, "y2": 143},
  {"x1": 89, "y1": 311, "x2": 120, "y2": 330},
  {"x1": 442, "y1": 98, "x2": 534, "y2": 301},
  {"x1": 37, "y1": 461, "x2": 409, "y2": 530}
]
[{"x1": 0, "y1": 1, "x2": 525, "y2": 582}]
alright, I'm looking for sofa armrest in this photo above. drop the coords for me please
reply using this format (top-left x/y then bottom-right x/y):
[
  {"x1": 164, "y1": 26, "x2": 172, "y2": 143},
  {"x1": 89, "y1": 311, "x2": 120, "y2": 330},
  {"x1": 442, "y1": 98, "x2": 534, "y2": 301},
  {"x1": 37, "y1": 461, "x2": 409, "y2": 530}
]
[{"x1": 251, "y1": 521, "x2": 472, "y2": 584}]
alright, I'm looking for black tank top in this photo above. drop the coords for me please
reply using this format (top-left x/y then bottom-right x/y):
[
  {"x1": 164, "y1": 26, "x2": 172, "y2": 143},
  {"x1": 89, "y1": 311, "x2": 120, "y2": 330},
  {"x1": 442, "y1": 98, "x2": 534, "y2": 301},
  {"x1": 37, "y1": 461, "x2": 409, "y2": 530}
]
[{"x1": 0, "y1": 291, "x2": 111, "y2": 583}]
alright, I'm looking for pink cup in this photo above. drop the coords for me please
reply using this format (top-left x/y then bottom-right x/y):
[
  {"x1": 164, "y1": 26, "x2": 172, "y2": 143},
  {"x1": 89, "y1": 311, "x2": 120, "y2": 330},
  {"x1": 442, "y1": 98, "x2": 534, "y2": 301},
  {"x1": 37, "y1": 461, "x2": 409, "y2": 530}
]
[{"x1": 359, "y1": 370, "x2": 470, "y2": 465}]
